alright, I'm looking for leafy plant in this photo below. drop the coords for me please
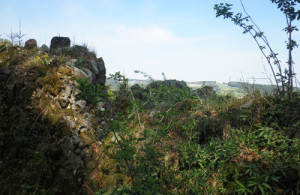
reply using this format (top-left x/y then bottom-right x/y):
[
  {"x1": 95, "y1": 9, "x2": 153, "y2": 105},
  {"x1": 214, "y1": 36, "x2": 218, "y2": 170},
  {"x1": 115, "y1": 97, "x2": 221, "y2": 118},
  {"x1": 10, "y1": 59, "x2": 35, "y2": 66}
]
[
  {"x1": 178, "y1": 127, "x2": 299, "y2": 194},
  {"x1": 108, "y1": 71, "x2": 129, "y2": 95},
  {"x1": 75, "y1": 57, "x2": 84, "y2": 69},
  {"x1": 34, "y1": 54, "x2": 50, "y2": 67},
  {"x1": 214, "y1": 0, "x2": 299, "y2": 98},
  {"x1": 75, "y1": 78, "x2": 105, "y2": 106},
  {"x1": 96, "y1": 70, "x2": 300, "y2": 194},
  {"x1": 264, "y1": 92, "x2": 300, "y2": 136}
]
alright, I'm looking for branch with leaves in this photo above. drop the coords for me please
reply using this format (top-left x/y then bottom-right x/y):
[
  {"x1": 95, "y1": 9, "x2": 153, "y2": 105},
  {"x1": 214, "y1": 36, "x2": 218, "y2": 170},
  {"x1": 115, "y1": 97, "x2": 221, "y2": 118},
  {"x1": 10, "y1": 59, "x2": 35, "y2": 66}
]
[{"x1": 214, "y1": 0, "x2": 300, "y2": 97}]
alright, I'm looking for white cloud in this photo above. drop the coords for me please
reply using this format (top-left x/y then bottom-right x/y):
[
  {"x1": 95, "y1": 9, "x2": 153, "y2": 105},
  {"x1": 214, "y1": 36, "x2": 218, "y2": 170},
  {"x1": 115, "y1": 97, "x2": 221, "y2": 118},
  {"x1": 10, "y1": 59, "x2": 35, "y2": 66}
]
[
  {"x1": 120, "y1": 26, "x2": 181, "y2": 44},
  {"x1": 74, "y1": 24, "x2": 274, "y2": 83},
  {"x1": 90, "y1": 25, "x2": 189, "y2": 50}
]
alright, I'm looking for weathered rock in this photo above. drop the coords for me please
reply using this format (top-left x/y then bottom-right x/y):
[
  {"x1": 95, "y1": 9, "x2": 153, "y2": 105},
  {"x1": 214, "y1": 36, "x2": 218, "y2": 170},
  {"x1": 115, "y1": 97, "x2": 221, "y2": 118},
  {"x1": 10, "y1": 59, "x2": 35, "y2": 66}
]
[
  {"x1": 58, "y1": 84, "x2": 72, "y2": 106},
  {"x1": 90, "y1": 59, "x2": 99, "y2": 75},
  {"x1": 0, "y1": 66, "x2": 11, "y2": 81},
  {"x1": 95, "y1": 57, "x2": 106, "y2": 85},
  {"x1": 6, "y1": 84, "x2": 15, "y2": 106},
  {"x1": 78, "y1": 141, "x2": 86, "y2": 149},
  {"x1": 82, "y1": 58, "x2": 106, "y2": 86},
  {"x1": 64, "y1": 85, "x2": 72, "y2": 96},
  {"x1": 81, "y1": 147, "x2": 93, "y2": 161},
  {"x1": 82, "y1": 68, "x2": 93, "y2": 83},
  {"x1": 58, "y1": 92, "x2": 69, "y2": 108},
  {"x1": 40, "y1": 44, "x2": 49, "y2": 52},
  {"x1": 79, "y1": 126, "x2": 88, "y2": 133},
  {"x1": 74, "y1": 100, "x2": 86, "y2": 112},
  {"x1": 64, "y1": 46, "x2": 106, "y2": 87},
  {"x1": 73, "y1": 66, "x2": 88, "y2": 79},
  {"x1": 0, "y1": 66, "x2": 11, "y2": 75},
  {"x1": 1, "y1": 37, "x2": 107, "y2": 194},
  {"x1": 49, "y1": 56, "x2": 59, "y2": 67},
  {"x1": 6, "y1": 84, "x2": 15, "y2": 98},
  {"x1": 72, "y1": 135, "x2": 81, "y2": 146},
  {"x1": 64, "y1": 116, "x2": 76, "y2": 129},
  {"x1": 66, "y1": 59, "x2": 77, "y2": 67},
  {"x1": 25, "y1": 39, "x2": 37, "y2": 49},
  {"x1": 50, "y1": 36, "x2": 71, "y2": 51}
]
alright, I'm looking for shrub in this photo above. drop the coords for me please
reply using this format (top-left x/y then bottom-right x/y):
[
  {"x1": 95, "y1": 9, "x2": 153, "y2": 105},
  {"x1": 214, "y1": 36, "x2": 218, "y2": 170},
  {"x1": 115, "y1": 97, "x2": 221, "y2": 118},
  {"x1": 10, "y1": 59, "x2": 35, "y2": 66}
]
[
  {"x1": 97, "y1": 71, "x2": 299, "y2": 194},
  {"x1": 265, "y1": 92, "x2": 300, "y2": 136},
  {"x1": 178, "y1": 127, "x2": 300, "y2": 194},
  {"x1": 75, "y1": 78, "x2": 105, "y2": 106}
]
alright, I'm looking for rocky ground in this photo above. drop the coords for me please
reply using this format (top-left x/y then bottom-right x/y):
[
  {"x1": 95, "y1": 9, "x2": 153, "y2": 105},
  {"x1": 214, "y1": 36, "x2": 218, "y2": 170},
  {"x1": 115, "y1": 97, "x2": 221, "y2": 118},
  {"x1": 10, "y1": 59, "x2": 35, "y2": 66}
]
[{"x1": 0, "y1": 37, "x2": 108, "y2": 194}]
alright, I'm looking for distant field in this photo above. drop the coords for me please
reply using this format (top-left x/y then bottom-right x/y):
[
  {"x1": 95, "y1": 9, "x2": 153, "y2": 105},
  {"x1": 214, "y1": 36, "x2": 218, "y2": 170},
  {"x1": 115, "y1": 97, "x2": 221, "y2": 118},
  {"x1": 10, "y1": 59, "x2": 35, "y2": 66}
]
[
  {"x1": 187, "y1": 84, "x2": 202, "y2": 89},
  {"x1": 217, "y1": 84, "x2": 245, "y2": 97},
  {"x1": 187, "y1": 83, "x2": 246, "y2": 97}
]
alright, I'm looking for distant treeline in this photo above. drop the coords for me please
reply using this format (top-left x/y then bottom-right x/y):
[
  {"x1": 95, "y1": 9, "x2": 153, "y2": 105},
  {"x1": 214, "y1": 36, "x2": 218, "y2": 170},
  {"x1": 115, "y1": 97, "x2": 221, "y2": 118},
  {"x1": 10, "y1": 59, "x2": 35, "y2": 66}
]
[
  {"x1": 189, "y1": 81, "x2": 217, "y2": 85},
  {"x1": 107, "y1": 78, "x2": 299, "y2": 94},
  {"x1": 228, "y1": 81, "x2": 277, "y2": 93}
]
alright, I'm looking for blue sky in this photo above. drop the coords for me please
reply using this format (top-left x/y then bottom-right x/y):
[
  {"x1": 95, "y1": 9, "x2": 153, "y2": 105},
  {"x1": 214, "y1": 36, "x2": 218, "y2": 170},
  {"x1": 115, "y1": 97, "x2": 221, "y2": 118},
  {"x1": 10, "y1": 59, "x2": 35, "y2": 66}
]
[{"x1": 1, "y1": 0, "x2": 299, "y2": 84}]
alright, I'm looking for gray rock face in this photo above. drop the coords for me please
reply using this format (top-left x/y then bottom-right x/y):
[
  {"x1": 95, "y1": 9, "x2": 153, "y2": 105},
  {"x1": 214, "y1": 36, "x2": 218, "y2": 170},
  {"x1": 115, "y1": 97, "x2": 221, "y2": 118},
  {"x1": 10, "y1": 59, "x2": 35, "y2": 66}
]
[
  {"x1": 90, "y1": 59, "x2": 99, "y2": 75},
  {"x1": 50, "y1": 37, "x2": 71, "y2": 51},
  {"x1": 67, "y1": 57, "x2": 106, "y2": 87},
  {"x1": 40, "y1": 44, "x2": 49, "y2": 53},
  {"x1": 25, "y1": 39, "x2": 37, "y2": 49},
  {"x1": 95, "y1": 57, "x2": 106, "y2": 85},
  {"x1": 58, "y1": 92, "x2": 69, "y2": 108},
  {"x1": 82, "y1": 68, "x2": 93, "y2": 83},
  {"x1": 6, "y1": 84, "x2": 15, "y2": 107},
  {"x1": 83, "y1": 58, "x2": 106, "y2": 86},
  {"x1": 58, "y1": 85, "x2": 72, "y2": 108},
  {"x1": 73, "y1": 66, "x2": 88, "y2": 79},
  {"x1": 48, "y1": 136, "x2": 88, "y2": 194},
  {"x1": 1, "y1": 37, "x2": 107, "y2": 193},
  {"x1": 0, "y1": 66, "x2": 11, "y2": 75},
  {"x1": 0, "y1": 66, "x2": 11, "y2": 81}
]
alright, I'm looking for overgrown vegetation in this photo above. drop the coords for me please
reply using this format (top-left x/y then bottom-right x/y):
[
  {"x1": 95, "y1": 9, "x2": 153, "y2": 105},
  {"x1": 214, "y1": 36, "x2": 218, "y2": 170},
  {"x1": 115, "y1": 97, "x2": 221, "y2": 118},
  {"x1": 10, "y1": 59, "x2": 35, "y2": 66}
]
[
  {"x1": 1, "y1": 2, "x2": 300, "y2": 193},
  {"x1": 95, "y1": 71, "x2": 299, "y2": 194},
  {"x1": 0, "y1": 42, "x2": 59, "y2": 194}
]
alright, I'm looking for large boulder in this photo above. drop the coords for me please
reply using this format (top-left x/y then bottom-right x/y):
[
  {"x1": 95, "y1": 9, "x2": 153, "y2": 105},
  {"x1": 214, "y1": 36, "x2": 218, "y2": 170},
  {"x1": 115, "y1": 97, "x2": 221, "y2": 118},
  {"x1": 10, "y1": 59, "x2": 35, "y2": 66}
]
[
  {"x1": 50, "y1": 36, "x2": 71, "y2": 51},
  {"x1": 92, "y1": 57, "x2": 106, "y2": 86},
  {"x1": 0, "y1": 66, "x2": 11, "y2": 81},
  {"x1": 68, "y1": 57, "x2": 106, "y2": 86},
  {"x1": 63, "y1": 44, "x2": 106, "y2": 86},
  {"x1": 40, "y1": 44, "x2": 49, "y2": 53},
  {"x1": 25, "y1": 39, "x2": 37, "y2": 49}
]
